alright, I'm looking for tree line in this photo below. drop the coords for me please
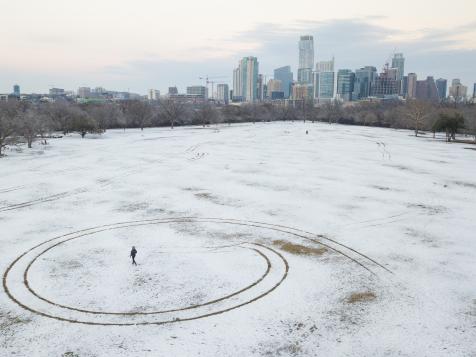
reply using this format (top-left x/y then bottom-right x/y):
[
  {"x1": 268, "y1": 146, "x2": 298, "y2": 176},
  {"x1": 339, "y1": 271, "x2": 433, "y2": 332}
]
[{"x1": 1, "y1": 98, "x2": 475, "y2": 156}]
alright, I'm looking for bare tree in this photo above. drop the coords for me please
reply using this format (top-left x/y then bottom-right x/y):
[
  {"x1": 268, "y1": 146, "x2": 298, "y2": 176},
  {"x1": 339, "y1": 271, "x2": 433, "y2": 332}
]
[
  {"x1": 404, "y1": 100, "x2": 433, "y2": 137},
  {"x1": 193, "y1": 103, "x2": 219, "y2": 127},
  {"x1": 0, "y1": 102, "x2": 19, "y2": 156},
  {"x1": 17, "y1": 108, "x2": 51, "y2": 148},
  {"x1": 123, "y1": 100, "x2": 153, "y2": 130},
  {"x1": 70, "y1": 109, "x2": 101, "y2": 138},
  {"x1": 158, "y1": 99, "x2": 187, "y2": 129}
]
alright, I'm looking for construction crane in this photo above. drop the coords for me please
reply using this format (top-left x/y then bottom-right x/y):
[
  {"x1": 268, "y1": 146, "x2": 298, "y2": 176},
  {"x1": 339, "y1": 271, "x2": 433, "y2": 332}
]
[{"x1": 198, "y1": 75, "x2": 228, "y2": 99}]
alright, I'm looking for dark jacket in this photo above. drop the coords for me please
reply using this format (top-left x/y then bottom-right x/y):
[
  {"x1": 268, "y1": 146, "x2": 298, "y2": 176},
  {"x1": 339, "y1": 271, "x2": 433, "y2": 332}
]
[{"x1": 130, "y1": 248, "x2": 137, "y2": 257}]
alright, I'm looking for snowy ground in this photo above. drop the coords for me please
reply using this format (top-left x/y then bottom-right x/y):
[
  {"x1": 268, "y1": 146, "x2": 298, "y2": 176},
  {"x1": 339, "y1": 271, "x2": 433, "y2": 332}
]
[{"x1": 1, "y1": 122, "x2": 475, "y2": 356}]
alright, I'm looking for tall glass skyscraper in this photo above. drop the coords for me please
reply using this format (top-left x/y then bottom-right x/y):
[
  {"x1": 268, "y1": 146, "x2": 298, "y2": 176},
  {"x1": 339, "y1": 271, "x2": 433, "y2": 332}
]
[
  {"x1": 391, "y1": 53, "x2": 405, "y2": 81},
  {"x1": 435, "y1": 78, "x2": 447, "y2": 101},
  {"x1": 232, "y1": 56, "x2": 259, "y2": 102},
  {"x1": 274, "y1": 66, "x2": 293, "y2": 98},
  {"x1": 314, "y1": 58, "x2": 335, "y2": 102},
  {"x1": 337, "y1": 69, "x2": 355, "y2": 101},
  {"x1": 298, "y1": 35, "x2": 314, "y2": 84},
  {"x1": 352, "y1": 66, "x2": 377, "y2": 100}
]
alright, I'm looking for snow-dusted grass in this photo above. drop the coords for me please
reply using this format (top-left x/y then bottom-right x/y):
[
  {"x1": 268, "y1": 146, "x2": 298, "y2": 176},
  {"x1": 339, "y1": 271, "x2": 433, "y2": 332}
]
[{"x1": 1, "y1": 122, "x2": 475, "y2": 356}]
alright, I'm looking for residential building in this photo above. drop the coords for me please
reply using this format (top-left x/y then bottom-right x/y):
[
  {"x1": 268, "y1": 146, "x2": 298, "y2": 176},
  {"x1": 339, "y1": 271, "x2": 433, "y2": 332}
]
[
  {"x1": 257, "y1": 74, "x2": 265, "y2": 101},
  {"x1": 314, "y1": 58, "x2": 335, "y2": 102},
  {"x1": 407, "y1": 73, "x2": 418, "y2": 99},
  {"x1": 186, "y1": 85, "x2": 208, "y2": 99},
  {"x1": 391, "y1": 53, "x2": 405, "y2": 81},
  {"x1": 232, "y1": 56, "x2": 259, "y2": 102},
  {"x1": 148, "y1": 89, "x2": 160, "y2": 101},
  {"x1": 298, "y1": 35, "x2": 314, "y2": 84},
  {"x1": 336, "y1": 69, "x2": 355, "y2": 101},
  {"x1": 216, "y1": 84, "x2": 229, "y2": 104},
  {"x1": 292, "y1": 84, "x2": 312, "y2": 100},
  {"x1": 274, "y1": 66, "x2": 293, "y2": 98},
  {"x1": 415, "y1": 76, "x2": 439, "y2": 101},
  {"x1": 267, "y1": 79, "x2": 283, "y2": 99},
  {"x1": 435, "y1": 78, "x2": 447, "y2": 101},
  {"x1": 352, "y1": 66, "x2": 377, "y2": 100},
  {"x1": 449, "y1": 79, "x2": 468, "y2": 101},
  {"x1": 232, "y1": 67, "x2": 243, "y2": 101},
  {"x1": 78, "y1": 87, "x2": 91, "y2": 98}
]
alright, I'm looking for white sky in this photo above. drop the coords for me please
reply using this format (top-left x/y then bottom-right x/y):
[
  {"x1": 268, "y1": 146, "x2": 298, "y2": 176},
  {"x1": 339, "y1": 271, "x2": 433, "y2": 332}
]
[{"x1": 1, "y1": 0, "x2": 475, "y2": 93}]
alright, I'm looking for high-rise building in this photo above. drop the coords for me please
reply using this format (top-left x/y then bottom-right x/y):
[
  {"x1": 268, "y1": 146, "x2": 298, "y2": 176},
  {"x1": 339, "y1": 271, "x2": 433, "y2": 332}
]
[
  {"x1": 449, "y1": 79, "x2": 468, "y2": 102},
  {"x1": 298, "y1": 36, "x2": 314, "y2": 84},
  {"x1": 78, "y1": 87, "x2": 91, "y2": 98},
  {"x1": 216, "y1": 84, "x2": 229, "y2": 104},
  {"x1": 314, "y1": 58, "x2": 335, "y2": 102},
  {"x1": 391, "y1": 53, "x2": 405, "y2": 95},
  {"x1": 233, "y1": 56, "x2": 259, "y2": 102},
  {"x1": 473, "y1": 83, "x2": 476, "y2": 99},
  {"x1": 257, "y1": 74, "x2": 265, "y2": 101},
  {"x1": 49, "y1": 88, "x2": 65, "y2": 97},
  {"x1": 232, "y1": 67, "x2": 243, "y2": 101},
  {"x1": 13, "y1": 84, "x2": 20, "y2": 97},
  {"x1": 267, "y1": 79, "x2": 283, "y2": 99},
  {"x1": 292, "y1": 84, "x2": 312, "y2": 100},
  {"x1": 372, "y1": 64, "x2": 399, "y2": 98},
  {"x1": 274, "y1": 66, "x2": 293, "y2": 98},
  {"x1": 402, "y1": 76, "x2": 409, "y2": 97},
  {"x1": 415, "y1": 76, "x2": 439, "y2": 101},
  {"x1": 391, "y1": 53, "x2": 405, "y2": 81},
  {"x1": 336, "y1": 69, "x2": 355, "y2": 101},
  {"x1": 186, "y1": 85, "x2": 208, "y2": 99},
  {"x1": 148, "y1": 89, "x2": 160, "y2": 101},
  {"x1": 435, "y1": 78, "x2": 447, "y2": 101},
  {"x1": 407, "y1": 73, "x2": 418, "y2": 99},
  {"x1": 352, "y1": 66, "x2": 377, "y2": 100}
]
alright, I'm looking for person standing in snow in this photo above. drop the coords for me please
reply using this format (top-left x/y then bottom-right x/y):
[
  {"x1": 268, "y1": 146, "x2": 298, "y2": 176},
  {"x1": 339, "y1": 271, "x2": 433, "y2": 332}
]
[{"x1": 130, "y1": 246, "x2": 137, "y2": 266}]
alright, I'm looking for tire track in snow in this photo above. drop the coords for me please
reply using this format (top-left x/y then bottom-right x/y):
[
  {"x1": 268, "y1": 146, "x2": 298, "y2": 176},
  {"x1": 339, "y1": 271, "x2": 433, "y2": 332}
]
[{"x1": 4, "y1": 217, "x2": 389, "y2": 326}]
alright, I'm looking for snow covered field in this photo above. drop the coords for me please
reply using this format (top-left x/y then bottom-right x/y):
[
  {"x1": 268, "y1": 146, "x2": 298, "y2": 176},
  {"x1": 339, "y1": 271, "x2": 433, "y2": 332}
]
[{"x1": 1, "y1": 122, "x2": 475, "y2": 356}]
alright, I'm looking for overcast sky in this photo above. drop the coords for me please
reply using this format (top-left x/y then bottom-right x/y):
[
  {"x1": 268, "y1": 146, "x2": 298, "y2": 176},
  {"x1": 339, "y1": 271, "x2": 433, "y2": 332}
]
[{"x1": 1, "y1": 0, "x2": 475, "y2": 94}]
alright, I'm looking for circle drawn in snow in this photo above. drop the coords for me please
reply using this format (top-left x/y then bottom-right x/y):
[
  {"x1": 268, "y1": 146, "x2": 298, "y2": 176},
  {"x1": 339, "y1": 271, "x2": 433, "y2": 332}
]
[
  {"x1": 3, "y1": 218, "x2": 289, "y2": 326},
  {"x1": 3, "y1": 217, "x2": 390, "y2": 326}
]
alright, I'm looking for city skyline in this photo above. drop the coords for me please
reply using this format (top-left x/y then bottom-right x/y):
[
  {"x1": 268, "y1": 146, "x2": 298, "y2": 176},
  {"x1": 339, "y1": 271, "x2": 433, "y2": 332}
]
[{"x1": 1, "y1": 0, "x2": 475, "y2": 93}]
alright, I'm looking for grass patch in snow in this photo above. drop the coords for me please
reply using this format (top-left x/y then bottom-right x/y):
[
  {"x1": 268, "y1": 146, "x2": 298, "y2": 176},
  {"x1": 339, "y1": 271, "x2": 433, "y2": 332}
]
[
  {"x1": 346, "y1": 291, "x2": 376, "y2": 304},
  {"x1": 273, "y1": 240, "x2": 327, "y2": 256}
]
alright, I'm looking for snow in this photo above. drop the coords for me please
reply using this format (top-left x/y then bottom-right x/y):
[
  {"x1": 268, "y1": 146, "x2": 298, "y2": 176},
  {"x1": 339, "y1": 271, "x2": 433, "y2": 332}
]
[{"x1": 0, "y1": 122, "x2": 475, "y2": 356}]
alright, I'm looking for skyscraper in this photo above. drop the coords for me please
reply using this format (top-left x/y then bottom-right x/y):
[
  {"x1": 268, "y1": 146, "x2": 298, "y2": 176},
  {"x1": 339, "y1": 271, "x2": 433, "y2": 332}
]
[
  {"x1": 435, "y1": 78, "x2": 447, "y2": 101},
  {"x1": 298, "y1": 36, "x2": 314, "y2": 84},
  {"x1": 415, "y1": 76, "x2": 439, "y2": 102},
  {"x1": 449, "y1": 79, "x2": 467, "y2": 102},
  {"x1": 233, "y1": 56, "x2": 259, "y2": 102},
  {"x1": 407, "y1": 73, "x2": 418, "y2": 99},
  {"x1": 13, "y1": 84, "x2": 20, "y2": 97},
  {"x1": 472, "y1": 83, "x2": 476, "y2": 99},
  {"x1": 336, "y1": 69, "x2": 355, "y2": 101},
  {"x1": 391, "y1": 53, "x2": 405, "y2": 81},
  {"x1": 232, "y1": 67, "x2": 243, "y2": 101},
  {"x1": 216, "y1": 84, "x2": 229, "y2": 104},
  {"x1": 352, "y1": 66, "x2": 377, "y2": 100},
  {"x1": 274, "y1": 66, "x2": 293, "y2": 98},
  {"x1": 314, "y1": 58, "x2": 335, "y2": 102},
  {"x1": 372, "y1": 64, "x2": 399, "y2": 98}
]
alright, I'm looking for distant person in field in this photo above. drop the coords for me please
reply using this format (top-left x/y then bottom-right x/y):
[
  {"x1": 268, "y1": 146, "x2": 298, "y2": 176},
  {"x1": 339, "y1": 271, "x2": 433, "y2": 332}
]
[{"x1": 130, "y1": 246, "x2": 137, "y2": 265}]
